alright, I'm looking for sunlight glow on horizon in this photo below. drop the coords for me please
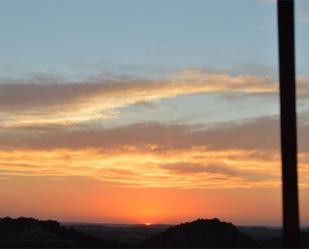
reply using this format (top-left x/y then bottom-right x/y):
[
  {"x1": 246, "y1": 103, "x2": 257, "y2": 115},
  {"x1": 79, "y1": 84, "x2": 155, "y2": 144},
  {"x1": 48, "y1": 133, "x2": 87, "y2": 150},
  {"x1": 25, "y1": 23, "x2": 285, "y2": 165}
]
[{"x1": 1, "y1": 0, "x2": 309, "y2": 226}]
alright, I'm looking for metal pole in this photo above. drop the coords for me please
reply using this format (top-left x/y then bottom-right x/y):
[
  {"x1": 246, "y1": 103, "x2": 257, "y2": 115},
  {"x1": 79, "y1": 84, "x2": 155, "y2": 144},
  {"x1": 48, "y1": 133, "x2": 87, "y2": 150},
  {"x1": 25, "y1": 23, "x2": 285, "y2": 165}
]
[{"x1": 277, "y1": 0, "x2": 300, "y2": 248}]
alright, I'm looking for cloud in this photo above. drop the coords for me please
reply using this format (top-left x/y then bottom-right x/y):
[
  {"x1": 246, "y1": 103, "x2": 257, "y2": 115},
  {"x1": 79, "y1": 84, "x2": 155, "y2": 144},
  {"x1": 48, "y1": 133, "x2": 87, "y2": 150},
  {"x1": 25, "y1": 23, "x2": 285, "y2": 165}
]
[
  {"x1": 1, "y1": 70, "x2": 309, "y2": 189},
  {"x1": 0, "y1": 147, "x2": 282, "y2": 189},
  {"x1": 161, "y1": 162, "x2": 278, "y2": 182},
  {"x1": 1, "y1": 115, "x2": 309, "y2": 189},
  {"x1": 0, "y1": 70, "x2": 282, "y2": 127},
  {"x1": 258, "y1": 0, "x2": 276, "y2": 4},
  {"x1": 3, "y1": 113, "x2": 309, "y2": 164},
  {"x1": 2, "y1": 70, "x2": 309, "y2": 128},
  {"x1": 0, "y1": 116, "x2": 281, "y2": 151},
  {"x1": 161, "y1": 162, "x2": 239, "y2": 175},
  {"x1": 297, "y1": 15, "x2": 309, "y2": 23}
]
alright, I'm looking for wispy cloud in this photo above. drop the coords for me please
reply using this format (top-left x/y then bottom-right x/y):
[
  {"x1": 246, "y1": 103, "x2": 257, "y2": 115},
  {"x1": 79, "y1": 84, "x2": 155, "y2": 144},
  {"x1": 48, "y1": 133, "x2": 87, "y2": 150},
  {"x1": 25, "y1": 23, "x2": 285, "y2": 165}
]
[
  {"x1": 1, "y1": 116, "x2": 309, "y2": 189},
  {"x1": 257, "y1": 0, "x2": 276, "y2": 4},
  {"x1": 0, "y1": 147, "x2": 281, "y2": 189},
  {"x1": 0, "y1": 70, "x2": 282, "y2": 127},
  {"x1": 0, "y1": 117, "x2": 280, "y2": 151},
  {"x1": 297, "y1": 14, "x2": 309, "y2": 23},
  {"x1": 1, "y1": 70, "x2": 309, "y2": 189}
]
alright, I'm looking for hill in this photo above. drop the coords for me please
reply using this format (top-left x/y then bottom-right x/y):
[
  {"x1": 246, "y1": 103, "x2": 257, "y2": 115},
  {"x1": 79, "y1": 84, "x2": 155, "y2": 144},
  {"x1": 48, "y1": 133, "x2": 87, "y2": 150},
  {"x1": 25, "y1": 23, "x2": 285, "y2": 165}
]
[
  {"x1": 0, "y1": 217, "x2": 117, "y2": 248},
  {"x1": 141, "y1": 218, "x2": 258, "y2": 248}
]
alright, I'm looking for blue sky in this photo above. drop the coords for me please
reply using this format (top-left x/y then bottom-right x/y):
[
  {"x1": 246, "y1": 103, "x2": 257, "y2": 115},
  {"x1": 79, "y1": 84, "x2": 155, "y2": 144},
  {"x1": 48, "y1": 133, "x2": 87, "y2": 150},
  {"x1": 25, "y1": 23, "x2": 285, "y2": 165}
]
[
  {"x1": 0, "y1": 0, "x2": 308, "y2": 125},
  {"x1": 0, "y1": 0, "x2": 279, "y2": 78},
  {"x1": 0, "y1": 0, "x2": 308, "y2": 77},
  {"x1": 1, "y1": 0, "x2": 309, "y2": 125}
]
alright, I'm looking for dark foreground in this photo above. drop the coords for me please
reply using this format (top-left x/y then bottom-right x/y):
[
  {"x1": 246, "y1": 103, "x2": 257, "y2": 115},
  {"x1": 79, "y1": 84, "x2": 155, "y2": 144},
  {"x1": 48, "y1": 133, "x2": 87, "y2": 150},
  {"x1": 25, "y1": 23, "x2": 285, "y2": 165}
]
[{"x1": 1, "y1": 217, "x2": 309, "y2": 248}]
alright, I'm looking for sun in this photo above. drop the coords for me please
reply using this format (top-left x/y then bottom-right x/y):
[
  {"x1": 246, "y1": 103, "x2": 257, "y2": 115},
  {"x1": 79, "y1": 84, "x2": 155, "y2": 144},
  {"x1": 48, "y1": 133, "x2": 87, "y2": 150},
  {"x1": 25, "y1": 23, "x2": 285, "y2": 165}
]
[{"x1": 145, "y1": 222, "x2": 151, "y2": 226}]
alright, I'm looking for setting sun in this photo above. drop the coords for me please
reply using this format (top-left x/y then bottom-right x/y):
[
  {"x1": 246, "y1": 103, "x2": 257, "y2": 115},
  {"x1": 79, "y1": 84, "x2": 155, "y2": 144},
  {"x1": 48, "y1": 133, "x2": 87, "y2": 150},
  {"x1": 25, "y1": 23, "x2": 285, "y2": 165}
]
[{"x1": 1, "y1": 0, "x2": 309, "y2": 237}]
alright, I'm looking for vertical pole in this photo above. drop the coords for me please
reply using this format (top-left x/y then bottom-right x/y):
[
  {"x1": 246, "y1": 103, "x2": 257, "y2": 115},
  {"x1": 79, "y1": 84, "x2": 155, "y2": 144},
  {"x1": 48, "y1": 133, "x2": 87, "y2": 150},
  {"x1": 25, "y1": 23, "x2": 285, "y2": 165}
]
[{"x1": 277, "y1": 0, "x2": 300, "y2": 248}]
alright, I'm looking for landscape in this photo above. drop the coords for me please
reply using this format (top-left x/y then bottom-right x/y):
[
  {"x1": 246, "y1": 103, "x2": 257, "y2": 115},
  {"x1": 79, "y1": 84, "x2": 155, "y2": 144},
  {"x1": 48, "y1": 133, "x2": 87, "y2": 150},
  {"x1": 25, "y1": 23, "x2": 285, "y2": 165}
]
[
  {"x1": 1, "y1": 217, "x2": 309, "y2": 248},
  {"x1": 1, "y1": 0, "x2": 309, "y2": 248}
]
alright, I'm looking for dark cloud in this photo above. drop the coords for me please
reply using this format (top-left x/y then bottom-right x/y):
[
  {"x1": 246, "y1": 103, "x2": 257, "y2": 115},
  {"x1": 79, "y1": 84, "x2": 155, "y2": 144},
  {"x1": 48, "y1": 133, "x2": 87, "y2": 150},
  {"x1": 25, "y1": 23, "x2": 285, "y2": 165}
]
[
  {"x1": 0, "y1": 71, "x2": 283, "y2": 112},
  {"x1": 0, "y1": 72, "x2": 308, "y2": 112},
  {"x1": 1, "y1": 113, "x2": 309, "y2": 152},
  {"x1": 0, "y1": 116, "x2": 280, "y2": 151},
  {"x1": 0, "y1": 78, "x2": 136, "y2": 111},
  {"x1": 161, "y1": 163, "x2": 239, "y2": 175},
  {"x1": 160, "y1": 162, "x2": 278, "y2": 183}
]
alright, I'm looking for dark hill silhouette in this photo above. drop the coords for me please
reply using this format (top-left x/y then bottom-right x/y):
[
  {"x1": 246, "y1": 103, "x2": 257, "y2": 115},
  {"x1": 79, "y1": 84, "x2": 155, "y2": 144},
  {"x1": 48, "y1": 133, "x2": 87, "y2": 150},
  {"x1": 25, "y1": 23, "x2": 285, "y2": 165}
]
[
  {"x1": 9, "y1": 217, "x2": 309, "y2": 248},
  {"x1": 141, "y1": 218, "x2": 258, "y2": 248},
  {"x1": 0, "y1": 217, "x2": 119, "y2": 248}
]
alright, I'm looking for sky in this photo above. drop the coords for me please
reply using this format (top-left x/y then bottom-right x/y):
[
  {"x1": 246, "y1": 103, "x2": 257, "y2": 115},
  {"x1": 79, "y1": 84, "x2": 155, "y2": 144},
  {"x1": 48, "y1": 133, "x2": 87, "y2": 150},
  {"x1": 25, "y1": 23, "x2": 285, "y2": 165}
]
[{"x1": 0, "y1": 0, "x2": 309, "y2": 226}]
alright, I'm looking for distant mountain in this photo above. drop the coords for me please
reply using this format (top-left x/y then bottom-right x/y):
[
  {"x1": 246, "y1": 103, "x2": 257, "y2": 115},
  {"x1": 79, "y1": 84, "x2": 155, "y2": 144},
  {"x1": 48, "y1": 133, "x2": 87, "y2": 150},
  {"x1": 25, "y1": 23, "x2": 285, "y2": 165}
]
[
  {"x1": 239, "y1": 226, "x2": 309, "y2": 248},
  {"x1": 141, "y1": 218, "x2": 258, "y2": 248},
  {"x1": 239, "y1": 226, "x2": 282, "y2": 241},
  {"x1": 0, "y1": 217, "x2": 117, "y2": 248},
  {"x1": 66, "y1": 223, "x2": 169, "y2": 246}
]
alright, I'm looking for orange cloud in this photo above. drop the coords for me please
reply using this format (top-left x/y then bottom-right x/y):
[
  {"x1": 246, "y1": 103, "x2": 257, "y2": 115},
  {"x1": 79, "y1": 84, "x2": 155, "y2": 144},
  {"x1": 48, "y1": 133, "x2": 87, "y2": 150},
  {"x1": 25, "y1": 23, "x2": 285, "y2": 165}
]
[
  {"x1": 1, "y1": 116, "x2": 309, "y2": 189},
  {"x1": 0, "y1": 146, "x2": 305, "y2": 189}
]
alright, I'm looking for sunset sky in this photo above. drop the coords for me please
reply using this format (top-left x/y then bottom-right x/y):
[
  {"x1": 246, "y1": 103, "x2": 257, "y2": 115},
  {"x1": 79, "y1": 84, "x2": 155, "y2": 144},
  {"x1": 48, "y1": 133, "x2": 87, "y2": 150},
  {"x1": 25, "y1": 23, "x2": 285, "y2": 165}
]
[{"x1": 0, "y1": 0, "x2": 309, "y2": 226}]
